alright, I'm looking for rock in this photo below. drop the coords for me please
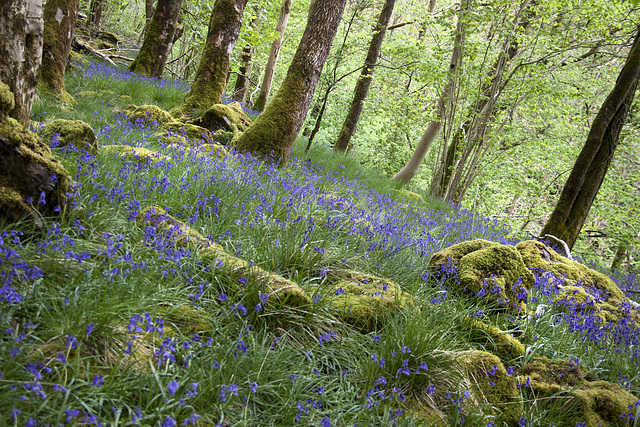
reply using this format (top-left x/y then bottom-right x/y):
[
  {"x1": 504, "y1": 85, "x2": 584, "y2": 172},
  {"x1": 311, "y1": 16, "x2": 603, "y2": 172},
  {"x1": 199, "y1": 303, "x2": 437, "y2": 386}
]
[
  {"x1": 125, "y1": 104, "x2": 174, "y2": 126},
  {"x1": 462, "y1": 318, "x2": 525, "y2": 362},
  {"x1": 461, "y1": 351, "x2": 522, "y2": 425},
  {"x1": 164, "y1": 121, "x2": 212, "y2": 142},
  {"x1": 329, "y1": 272, "x2": 413, "y2": 331},
  {"x1": 0, "y1": 82, "x2": 72, "y2": 225},
  {"x1": 188, "y1": 102, "x2": 252, "y2": 146},
  {"x1": 520, "y1": 356, "x2": 638, "y2": 426},
  {"x1": 103, "y1": 145, "x2": 172, "y2": 165},
  {"x1": 429, "y1": 240, "x2": 534, "y2": 313},
  {"x1": 42, "y1": 119, "x2": 97, "y2": 154}
]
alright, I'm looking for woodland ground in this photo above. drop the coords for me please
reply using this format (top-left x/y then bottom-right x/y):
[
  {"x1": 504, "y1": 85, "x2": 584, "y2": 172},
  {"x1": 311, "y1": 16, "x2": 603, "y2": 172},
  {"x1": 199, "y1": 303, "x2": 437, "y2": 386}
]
[{"x1": 1, "y1": 59, "x2": 640, "y2": 426}]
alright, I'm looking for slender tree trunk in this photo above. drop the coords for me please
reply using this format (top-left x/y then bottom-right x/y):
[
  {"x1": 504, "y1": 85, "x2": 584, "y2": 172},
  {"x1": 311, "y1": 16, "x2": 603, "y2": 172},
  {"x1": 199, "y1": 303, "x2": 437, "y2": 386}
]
[
  {"x1": 541, "y1": 26, "x2": 640, "y2": 249},
  {"x1": 178, "y1": 0, "x2": 248, "y2": 115},
  {"x1": 129, "y1": 0, "x2": 183, "y2": 78},
  {"x1": 232, "y1": 45, "x2": 256, "y2": 104},
  {"x1": 392, "y1": 0, "x2": 468, "y2": 184},
  {"x1": 146, "y1": 0, "x2": 155, "y2": 25},
  {"x1": 236, "y1": 0, "x2": 348, "y2": 164},
  {"x1": 0, "y1": 0, "x2": 43, "y2": 126},
  {"x1": 333, "y1": 0, "x2": 395, "y2": 153},
  {"x1": 87, "y1": 0, "x2": 103, "y2": 33},
  {"x1": 252, "y1": 0, "x2": 292, "y2": 111}
]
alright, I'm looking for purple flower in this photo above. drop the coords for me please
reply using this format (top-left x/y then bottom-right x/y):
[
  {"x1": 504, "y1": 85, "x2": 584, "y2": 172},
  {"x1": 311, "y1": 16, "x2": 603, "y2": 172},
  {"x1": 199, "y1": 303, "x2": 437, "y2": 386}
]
[
  {"x1": 321, "y1": 417, "x2": 331, "y2": 427},
  {"x1": 168, "y1": 380, "x2": 179, "y2": 395},
  {"x1": 162, "y1": 416, "x2": 177, "y2": 427}
]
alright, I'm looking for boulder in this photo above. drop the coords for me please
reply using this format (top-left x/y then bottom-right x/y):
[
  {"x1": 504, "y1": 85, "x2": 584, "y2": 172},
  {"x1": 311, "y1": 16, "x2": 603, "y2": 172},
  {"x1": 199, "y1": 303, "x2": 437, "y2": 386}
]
[
  {"x1": 164, "y1": 121, "x2": 212, "y2": 142},
  {"x1": 42, "y1": 119, "x2": 97, "y2": 153},
  {"x1": 103, "y1": 145, "x2": 172, "y2": 165},
  {"x1": 190, "y1": 102, "x2": 252, "y2": 133},
  {"x1": 125, "y1": 104, "x2": 173, "y2": 126}
]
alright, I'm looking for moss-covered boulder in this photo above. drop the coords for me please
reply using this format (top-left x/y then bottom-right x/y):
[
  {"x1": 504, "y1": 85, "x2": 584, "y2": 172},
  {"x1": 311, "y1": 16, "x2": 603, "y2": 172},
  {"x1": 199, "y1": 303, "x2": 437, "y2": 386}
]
[
  {"x1": 329, "y1": 272, "x2": 413, "y2": 331},
  {"x1": 461, "y1": 351, "x2": 522, "y2": 425},
  {"x1": 164, "y1": 121, "x2": 212, "y2": 141},
  {"x1": 429, "y1": 240, "x2": 534, "y2": 313},
  {"x1": 103, "y1": 145, "x2": 172, "y2": 165},
  {"x1": 125, "y1": 104, "x2": 174, "y2": 126},
  {"x1": 191, "y1": 102, "x2": 252, "y2": 133},
  {"x1": 42, "y1": 119, "x2": 97, "y2": 153},
  {"x1": 136, "y1": 207, "x2": 311, "y2": 308},
  {"x1": 462, "y1": 318, "x2": 525, "y2": 362},
  {"x1": 520, "y1": 356, "x2": 638, "y2": 426},
  {"x1": 1, "y1": 82, "x2": 72, "y2": 225}
]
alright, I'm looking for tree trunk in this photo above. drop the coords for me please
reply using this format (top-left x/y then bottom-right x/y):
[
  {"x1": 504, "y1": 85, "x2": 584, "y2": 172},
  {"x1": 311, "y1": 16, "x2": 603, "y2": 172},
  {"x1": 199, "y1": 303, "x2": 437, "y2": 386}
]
[
  {"x1": 392, "y1": 0, "x2": 468, "y2": 185},
  {"x1": 146, "y1": 0, "x2": 155, "y2": 24},
  {"x1": 1, "y1": 1, "x2": 73, "y2": 225},
  {"x1": 236, "y1": 0, "x2": 348, "y2": 164},
  {"x1": 178, "y1": 0, "x2": 248, "y2": 115},
  {"x1": 40, "y1": 0, "x2": 78, "y2": 103},
  {"x1": 333, "y1": 0, "x2": 395, "y2": 153},
  {"x1": 232, "y1": 45, "x2": 256, "y2": 104},
  {"x1": 252, "y1": 0, "x2": 292, "y2": 111},
  {"x1": 129, "y1": 0, "x2": 183, "y2": 78},
  {"x1": 0, "y1": 0, "x2": 43, "y2": 126},
  {"x1": 87, "y1": 0, "x2": 103, "y2": 33},
  {"x1": 541, "y1": 26, "x2": 640, "y2": 249}
]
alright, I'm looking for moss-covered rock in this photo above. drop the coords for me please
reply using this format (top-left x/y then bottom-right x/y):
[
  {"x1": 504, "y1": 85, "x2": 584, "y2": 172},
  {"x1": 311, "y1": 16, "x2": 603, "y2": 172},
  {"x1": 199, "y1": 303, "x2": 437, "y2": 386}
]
[
  {"x1": 462, "y1": 318, "x2": 525, "y2": 362},
  {"x1": 520, "y1": 356, "x2": 638, "y2": 426},
  {"x1": 461, "y1": 351, "x2": 522, "y2": 425},
  {"x1": 164, "y1": 121, "x2": 212, "y2": 141},
  {"x1": 103, "y1": 145, "x2": 172, "y2": 165},
  {"x1": 1, "y1": 92, "x2": 73, "y2": 224},
  {"x1": 429, "y1": 240, "x2": 534, "y2": 313},
  {"x1": 329, "y1": 272, "x2": 413, "y2": 331},
  {"x1": 42, "y1": 119, "x2": 97, "y2": 153},
  {"x1": 191, "y1": 102, "x2": 252, "y2": 133},
  {"x1": 125, "y1": 104, "x2": 174, "y2": 126}
]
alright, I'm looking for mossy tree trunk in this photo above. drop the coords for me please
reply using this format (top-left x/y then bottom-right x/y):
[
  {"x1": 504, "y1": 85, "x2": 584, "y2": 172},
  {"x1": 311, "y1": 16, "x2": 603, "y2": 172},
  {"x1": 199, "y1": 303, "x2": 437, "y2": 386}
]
[
  {"x1": 541, "y1": 26, "x2": 640, "y2": 249},
  {"x1": 0, "y1": 0, "x2": 43, "y2": 126},
  {"x1": 129, "y1": 0, "x2": 183, "y2": 78},
  {"x1": 236, "y1": 0, "x2": 348, "y2": 164},
  {"x1": 252, "y1": 0, "x2": 292, "y2": 111},
  {"x1": 40, "y1": 0, "x2": 78, "y2": 103},
  {"x1": 179, "y1": 0, "x2": 248, "y2": 115},
  {"x1": 232, "y1": 45, "x2": 256, "y2": 104},
  {"x1": 333, "y1": 0, "x2": 395, "y2": 153}
]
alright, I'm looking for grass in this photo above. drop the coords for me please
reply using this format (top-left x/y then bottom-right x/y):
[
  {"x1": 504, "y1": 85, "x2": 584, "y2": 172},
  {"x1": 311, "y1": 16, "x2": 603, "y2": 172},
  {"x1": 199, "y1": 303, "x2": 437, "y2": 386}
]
[{"x1": 1, "y1": 59, "x2": 640, "y2": 426}]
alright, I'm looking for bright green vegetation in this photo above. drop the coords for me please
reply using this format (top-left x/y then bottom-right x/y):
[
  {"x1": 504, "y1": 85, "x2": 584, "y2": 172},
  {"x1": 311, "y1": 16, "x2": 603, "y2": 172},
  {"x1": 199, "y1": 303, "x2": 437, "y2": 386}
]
[{"x1": 1, "y1": 59, "x2": 639, "y2": 426}]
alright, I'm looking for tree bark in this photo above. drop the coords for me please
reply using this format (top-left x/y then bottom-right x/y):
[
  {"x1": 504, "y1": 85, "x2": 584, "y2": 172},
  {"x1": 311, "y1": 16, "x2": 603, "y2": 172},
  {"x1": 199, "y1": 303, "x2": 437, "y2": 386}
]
[
  {"x1": 129, "y1": 0, "x2": 183, "y2": 78},
  {"x1": 0, "y1": 0, "x2": 43, "y2": 126},
  {"x1": 40, "y1": 0, "x2": 79, "y2": 103},
  {"x1": 87, "y1": 0, "x2": 103, "y2": 33},
  {"x1": 252, "y1": 0, "x2": 292, "y2": 111},
  {"x1": 333, "y1": 0, "x2": 395, "y2": 153},
  {"x1": 232, "y1": 45, "x2": 256, "y2": 104},
  {"x1": 392, "y1": 0, "x2": 468, "y2": 185},
  {"x1": 236, "y1": 0, "x2": 348, "y2": 164},
  {"x1": 541, "y1": 26, "x2": 640, "y2": 249},
  {"x1": 179, "y1": 0, "x2": 248, "y2": 115}
]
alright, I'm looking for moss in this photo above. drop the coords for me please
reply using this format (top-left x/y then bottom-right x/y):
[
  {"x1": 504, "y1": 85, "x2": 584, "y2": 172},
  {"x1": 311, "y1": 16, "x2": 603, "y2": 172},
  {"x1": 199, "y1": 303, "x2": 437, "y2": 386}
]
[
  {"x1": 390, "y1": 188, "x2": 423, "y2": 203},
  {"x1": 67, "y1": 50, "x2": 89, "y2": 72},
  {"x1": 462, "y1": 318, "x2": 525, "y2": 362},
  {"x1": 172, "y1": 143, "x2": 227, "y2": 160},
  {"x1": 329, "y1": 271, "x2": 413, "y2": 331},
  {"x1": 461, "y1": 351, "x2": 522, "y2": 425},
  {"x1": 430, "y1": 240, "x2": 534, "y2": 313},
  {"x1": 125, "y1": 104, "x2": 174, "y2": 125},
  {"x1": 41, "y1": 119, "x2": 97, "y2": 153},
  {"x1": 98, "y1": 30, "x2": 123, "y2": 45},
  {"x1": 190, "y1": 103, "x2": 252, "y2": 140},
  {"x1": 0, "y1": 81, "x2": 15, "y2": 117},
  {"x1": 88, "y1": 39, "x2": 114, "y2": 50},
  {"x1": 164, "y1": 121, "x2": 212, "y2": 141},
  {"x1": 103, "y1": 145, "x2": 173, "y2": 165},
  {"x1": 520, "y1": 356, "x2": 637, "y2": 426}
]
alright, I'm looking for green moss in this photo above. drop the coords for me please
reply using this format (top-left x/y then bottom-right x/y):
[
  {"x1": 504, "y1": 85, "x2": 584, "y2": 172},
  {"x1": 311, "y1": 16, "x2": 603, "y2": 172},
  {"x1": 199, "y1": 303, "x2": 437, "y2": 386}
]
[
  {"x1": 136, "y1": 206, "x2": 219, "y2": 251},
  {"x1": 190, "y1": 102, "x2": 252, "y2": 138},
  {"x1": 125, "y1": 104, "x2": 174, "y2": 125},
  {"x1": 390, "y1": 188, "x2": 423, "y2": 203},
  {"x1": 462, "y1": 351, "x2": 522, "y2": 425},
  {"x1": 462, "y1": 318, "x2": 526, "y2": 362},
  {"x1": 103, "y1": 145, "x2": 173, "y2": 165},
  {"x1": 430, "y1": 240, "x2": 534, "y2": 313},
  {"x1": 41, "y1": 119, "x2": 97, "y2": 153},
  {"x1": 329, "y1": 272, "x2": 413, "y2": 331},
  {"x1": 0, "y1": 81, "x2": 15, "y2": 117},
  {"x1": 164, "y1": 121, "x2": 212, "y2": 141},
  {"x1": 520, "y1": 356, "x2": 637, "y2": 426}
]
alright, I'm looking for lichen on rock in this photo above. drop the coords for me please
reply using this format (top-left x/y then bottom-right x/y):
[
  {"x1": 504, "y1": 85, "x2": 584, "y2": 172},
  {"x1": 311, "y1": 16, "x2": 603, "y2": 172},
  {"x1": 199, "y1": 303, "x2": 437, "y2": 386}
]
[{"x1": 42, "y1": 119, "x2": 97, "y2": 153}]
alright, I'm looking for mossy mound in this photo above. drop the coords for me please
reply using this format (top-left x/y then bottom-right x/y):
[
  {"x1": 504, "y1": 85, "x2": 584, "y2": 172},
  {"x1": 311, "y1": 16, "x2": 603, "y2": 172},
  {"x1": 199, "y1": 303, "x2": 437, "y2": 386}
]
[
  {"x1": 191, "y1": 102, "x2": 252, "y2": 133},
  {"x1": 103, "y1": 145, "x2": 172, "y2": 165},
  {"x1": 1, "y1": 82, "x2": 72, "y2": 225},
  {"x1": 520, "y1": 356, "x2": 638, "y2": 426},
  {"x1": 136, "y1": 207, "x2": 311, "y2": 308},
  {"x1": 164, "y1": 121, "x2": 212, "y2": 141},
  {"x1": 125, "y1": 104, "x2": 174, "y2": 125},
  {"x1": 329, "y1": 272, "x2": 413, "y2": 331},
  {"x1": 462, "y1": 318, "x2": 525, "y2": 362},
  {"x1": 429, "y1": 240, "x2": 534, "y2": 313},
  {"x1": 461, "y1": 351, "x2": 522, "y2": 425},
  {"x1": 171, "y1": 143, "x2": 227, "y2": 160},
  {"x1": 42, "y1": 119, "x2": 97, "y2": 154}
]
